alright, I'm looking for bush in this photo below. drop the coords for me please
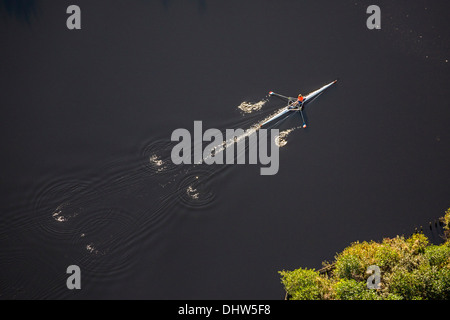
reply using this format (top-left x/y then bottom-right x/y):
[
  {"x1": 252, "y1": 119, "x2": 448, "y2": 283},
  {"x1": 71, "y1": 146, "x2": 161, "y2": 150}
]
[
  {"x1": 415, "y1": 263, "x2": 450, "y2": 300},
  {"x1": 334, "y1": 279, "x2": 380, "y2": 300},
  {"x1": 443, "y1": 208, "x2": 450, "y2": 231},
  {"x1": 388, "y1": 268, "x2": 422, "y2": 300},
  {"x1": 435, "y1": 266, "x2": 450, "y2": 299},
  {"x1": 406, "y1": 233, "x2": 429, "y2": 254},
  {"x1": 375, "y1": 240, "x2": 401, "y2": 270},
  {"x1": 334, "y1": 241, "x2": 380, "y2": 280},
  {"x1": 334, "y1": 252, "x2": 363, "y2": 280},
  {"x1": 425, "y1": 245, "x2": 450, "y2": 267},
  {"x1": 279, "y1": 268, "x2": 331, "y2": 300}
]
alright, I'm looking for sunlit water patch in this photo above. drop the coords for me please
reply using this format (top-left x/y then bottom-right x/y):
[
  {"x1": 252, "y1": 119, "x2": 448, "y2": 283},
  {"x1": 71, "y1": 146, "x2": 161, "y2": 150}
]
[
  {"x1": 237, "y1": 99, "x2": 267, "y2": 114},
  {"x1": 275, "y1": 127, "x2": 300, "y2": 147}
]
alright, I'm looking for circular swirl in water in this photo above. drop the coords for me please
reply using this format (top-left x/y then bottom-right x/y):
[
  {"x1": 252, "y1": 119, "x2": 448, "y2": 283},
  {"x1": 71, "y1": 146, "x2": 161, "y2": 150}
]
[
  {"x1": 140, "y1": 138, "x2": 180, "y2": 175},
  {"x1": 31, "y1": 177, "x2": 93, "y2": 245},
  {"x1": 176, "y1": 167, "x2": 216, "y2": 210},
  {"x1": 275, "y1": 127, "x2": 299, "y2": 147}
]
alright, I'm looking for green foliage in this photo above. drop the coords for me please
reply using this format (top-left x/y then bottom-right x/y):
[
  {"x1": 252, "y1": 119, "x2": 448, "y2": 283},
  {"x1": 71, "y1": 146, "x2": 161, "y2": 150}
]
[
  {"x1": 279, "y1": 208, "x2": 450, "y2": 300},
  {"x1": 389, "y1": 263, "x2": 450, "y2": 300},
  {"x1": 443, "y1": 208, "x2": 450, "y2": 240},
  {"x1": 334, "y1": 279, "x2": 380, "y2": 300},
  {"x1": 388, "y1": 268, "x2": 422, "y2": 300},
  {"x1": 406, "y1": 233, "x2": 429, "y2": 254},
  {"x1": 443, "y1": 208, "x2": 450, "y2": 231},
  {"x1": 334, "y1": 241, "x2": 379, "y2": 280},
  {"x1": 435, "y1": 266, "x2": 450, "y2": 299},
  {"x1": 279, "y1": 268, "x2": 331, "y2": 300},
  {"x1": 425, "y1": 245, "x2": 450, "y2": 267},
  {"x1": 334, "y1": 251, "x2": 364, "y2": 280},
  {"x1": 374, "y1": 240, "x2": 401, "y2": 270}
]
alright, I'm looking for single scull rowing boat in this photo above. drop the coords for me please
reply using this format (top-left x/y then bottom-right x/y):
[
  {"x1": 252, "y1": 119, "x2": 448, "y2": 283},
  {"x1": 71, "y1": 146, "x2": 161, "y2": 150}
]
[{"x1": 259, "y1": 79, "x2": 338, "y2": 129}]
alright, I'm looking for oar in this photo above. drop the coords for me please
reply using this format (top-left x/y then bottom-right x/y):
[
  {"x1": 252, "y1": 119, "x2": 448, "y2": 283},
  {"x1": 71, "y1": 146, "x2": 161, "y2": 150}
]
[{"x1": 299, "y1": 109, "x2": 307, "y2": 128}]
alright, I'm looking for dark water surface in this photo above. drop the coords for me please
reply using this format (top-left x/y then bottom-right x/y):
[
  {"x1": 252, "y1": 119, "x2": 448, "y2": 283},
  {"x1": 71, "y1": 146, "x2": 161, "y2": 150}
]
[{"x1": 1, "y1": 0, "x2": 449, "y2": 299}]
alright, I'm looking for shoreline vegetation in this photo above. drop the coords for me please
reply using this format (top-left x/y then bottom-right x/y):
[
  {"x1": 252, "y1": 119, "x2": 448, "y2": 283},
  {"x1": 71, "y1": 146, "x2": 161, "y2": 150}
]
[{"x1": 279, "y1": 208, "x2": 450, "y2": 300}]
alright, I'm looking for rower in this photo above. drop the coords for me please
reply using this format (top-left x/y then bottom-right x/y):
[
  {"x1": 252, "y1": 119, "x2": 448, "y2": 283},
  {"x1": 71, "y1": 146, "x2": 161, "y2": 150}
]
[
  {"x1": 297, "y1": 94, "x2": 305, "y2": 109},
  {"x1": 288, "y1": 94, "x2": 305, "y2": 110}
]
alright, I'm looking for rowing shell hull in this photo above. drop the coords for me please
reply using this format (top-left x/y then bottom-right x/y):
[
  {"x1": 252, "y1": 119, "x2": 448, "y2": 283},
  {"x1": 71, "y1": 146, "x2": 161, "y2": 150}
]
[
  {"x1": 303, "y1": 80, "x2": 338, "y2": 104},
  {"x1": 259, "y1": 108, "x2": 291, "y2": 127}
]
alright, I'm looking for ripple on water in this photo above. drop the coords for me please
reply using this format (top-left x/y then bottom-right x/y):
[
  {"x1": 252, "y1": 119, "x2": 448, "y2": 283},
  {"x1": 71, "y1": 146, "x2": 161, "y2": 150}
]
[
  {"x1": 69, "y1": 206, "x2": 142, "y2": 284},
  {"x1": 29, "y1": 175, "x2": 144, "y2": 290},
  {"x1": 31, "y1": 177, "x2": 93, "y2": 244},
  {"x1": 140, "y1": 138, "x2": 180, "y2": 176},
  {"x1": 176, "y1": 167, "x2": 216, "y2": 210}
]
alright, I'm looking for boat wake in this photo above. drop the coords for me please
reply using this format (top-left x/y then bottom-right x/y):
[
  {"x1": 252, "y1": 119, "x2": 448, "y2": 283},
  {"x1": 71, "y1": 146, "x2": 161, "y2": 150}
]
[
  {"x1": 275, "y1": 127, "x2": 300, "y2": 147},
  {"x1": 237, "y1": 99, "x2": 268, "y2": 114}
]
